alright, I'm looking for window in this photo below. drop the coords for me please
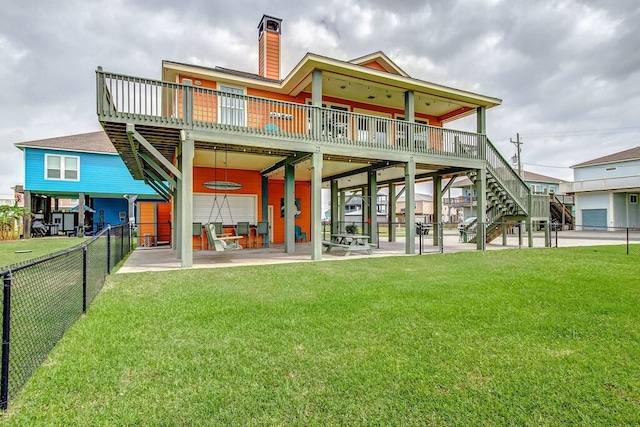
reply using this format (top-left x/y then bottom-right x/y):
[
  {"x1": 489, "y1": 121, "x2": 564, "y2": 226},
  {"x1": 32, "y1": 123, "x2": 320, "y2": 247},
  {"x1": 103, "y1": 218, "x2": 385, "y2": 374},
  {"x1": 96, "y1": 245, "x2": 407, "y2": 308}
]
[
  {"x1": 630, "y1": 194, "x2": 638, "y2": 204},
  {"x1": 218, "y1": 85, "x2": 245, "y2": 126},
  {"x1": 45, "y1": 154, "x2": 79, "y2": 181}
]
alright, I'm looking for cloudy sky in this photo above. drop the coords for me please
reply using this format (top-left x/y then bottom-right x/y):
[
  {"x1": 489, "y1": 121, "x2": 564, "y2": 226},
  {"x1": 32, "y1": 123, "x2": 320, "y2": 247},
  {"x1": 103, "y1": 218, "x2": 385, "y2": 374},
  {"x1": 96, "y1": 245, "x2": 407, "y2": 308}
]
[{"x1": 2, "y1": 0, "x2": 640, "y2": 197}]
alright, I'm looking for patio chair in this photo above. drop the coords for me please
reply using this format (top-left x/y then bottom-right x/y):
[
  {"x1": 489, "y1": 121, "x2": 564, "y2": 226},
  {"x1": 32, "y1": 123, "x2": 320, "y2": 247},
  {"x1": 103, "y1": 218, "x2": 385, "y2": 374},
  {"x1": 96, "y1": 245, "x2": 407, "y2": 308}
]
[
  {"x1": 256, "y1": 221, "x2": 269, "y2": 247},
  {"x1": 294, "y1": 225, "x2": 307, "y2": 242},
  {"x1": 192, "y1": 222, "x2": 203, "y2": 250},
  {"x1": 235, "y1": 221, "x2": 251, "y2": 246}
]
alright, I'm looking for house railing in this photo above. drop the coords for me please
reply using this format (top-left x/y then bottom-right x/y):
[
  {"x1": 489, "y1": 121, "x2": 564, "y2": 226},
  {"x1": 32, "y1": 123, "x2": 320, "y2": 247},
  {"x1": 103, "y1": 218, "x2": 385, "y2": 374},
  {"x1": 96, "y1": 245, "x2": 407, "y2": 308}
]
[
  {"x1": 560, "y1": 175, "x2": 640, "y2": 193},
  {"x1": 97, "y1": 69, "x2": 486, "y2": 160}
]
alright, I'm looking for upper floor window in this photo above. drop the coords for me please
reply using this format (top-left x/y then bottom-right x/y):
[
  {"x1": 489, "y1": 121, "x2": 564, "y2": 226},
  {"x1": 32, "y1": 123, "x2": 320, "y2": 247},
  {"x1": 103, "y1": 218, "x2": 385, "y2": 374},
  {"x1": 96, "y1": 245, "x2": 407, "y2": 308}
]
[
  {"x1": 45, "y1": 154, "x2": 79, "y2": 181},
  {"x1": 218, "y1": 85, "x2": 245, "y2": 126}
]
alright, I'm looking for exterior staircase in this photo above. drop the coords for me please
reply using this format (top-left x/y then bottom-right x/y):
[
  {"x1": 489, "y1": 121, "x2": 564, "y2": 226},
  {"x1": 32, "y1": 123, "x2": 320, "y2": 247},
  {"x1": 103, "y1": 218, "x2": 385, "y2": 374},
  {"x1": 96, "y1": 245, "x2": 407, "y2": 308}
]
[
  {"x1": 462, "y1": 138, "x2": 531, "y2": 244},
  {"x1": 550, "y1": 194, "x2": 574, "y2": 229}
]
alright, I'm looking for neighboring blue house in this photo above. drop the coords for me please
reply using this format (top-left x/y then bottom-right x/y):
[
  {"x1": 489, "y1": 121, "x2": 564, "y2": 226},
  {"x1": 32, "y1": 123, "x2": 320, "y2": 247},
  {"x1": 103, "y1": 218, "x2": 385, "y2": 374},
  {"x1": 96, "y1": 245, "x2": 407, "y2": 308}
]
[
  {"x1": 561, "y1": 146, "x2": 640, "y2": 229},
  {"x1": 15, "y1": 131, "x2": 164, "y2": 236}
]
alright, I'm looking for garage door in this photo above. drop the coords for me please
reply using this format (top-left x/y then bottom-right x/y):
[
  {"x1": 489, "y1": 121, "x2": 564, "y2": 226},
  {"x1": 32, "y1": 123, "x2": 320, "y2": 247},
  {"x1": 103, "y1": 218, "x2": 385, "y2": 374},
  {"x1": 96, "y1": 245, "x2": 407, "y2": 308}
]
[
  {"x1": 193, "y1": 194, "x2": 256, "y2": 224},
  {"x1": 581, "y1": 209, "x2": 607, "y2": 230}
]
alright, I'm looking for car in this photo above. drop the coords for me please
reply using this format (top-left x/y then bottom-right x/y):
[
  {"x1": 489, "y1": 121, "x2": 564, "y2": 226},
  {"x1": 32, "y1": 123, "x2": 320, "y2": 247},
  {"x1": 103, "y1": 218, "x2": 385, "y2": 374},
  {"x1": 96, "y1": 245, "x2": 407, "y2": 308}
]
[
  {"x1": 321, "y1": 218, "x2": 331, "y2": 225},
  {"x1": 457, "y1": 216, "x2": 477, "y2": 231}
]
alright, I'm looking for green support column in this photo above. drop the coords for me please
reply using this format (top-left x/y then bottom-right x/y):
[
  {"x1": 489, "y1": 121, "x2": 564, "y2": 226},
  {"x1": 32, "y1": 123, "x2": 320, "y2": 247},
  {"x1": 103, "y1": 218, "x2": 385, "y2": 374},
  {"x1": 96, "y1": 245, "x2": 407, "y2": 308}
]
[
  {"x1": 528, "y1": 193, "x2": 534, "y2": 248},
  {"x1": 433, "y1": 175, "x2": 442, "y2": 246},
  {"x1": 502, "y1": 223, "x2": 508, "y2": 246},
  {"x1": 339, "y1": 191, "x2": 346, "y2": 233},
  {"x1": 519, "y1": 220, "x2": 524, "y2": 247},
  {"x1": 175, "y1": 150, "x2": 182, "y2": 257},
  {"x1": 475, "y1": 168, "x2": 486, "y2": 250},
  {"x1": 368, "y1": 170, "x2": 378, "y2": 247},
  {"x1": 404, "y1": 91, "x2": 415, "y2": 151},
  {"x1": 405, "y1": 159, "x2": 416, "y2": 254},
  {"x1": 312, "y1": 70, "x2": 322, "y2": 139},
  {"x1": 477, "y1": 106, "x2": 487, "y2": 134},
  {"x1": 362, "y1": 186, "x2": 369, "y2": 236},
  {"x1": 331, "y1": 180, "x2": 339, "y2": 235},
  {"x1": 23, "y1": 190, "x2": 31, "y2": 239},
  {"x1": 261, "y1": 176, "x2": 269, "y2": 222},
  {"x1": 311, "y1": 151, "x2": 323, "y2": 260},
  {"x1": 284, "y1": 163, "x2": 295, "y2": 254},
  {"x1": 388, "y1": 183, "x2": 396, "y2": 242},
  {"x1": 78, "y1": 193, "x2": 85, "y2": 237},
  {"x1": 180, "y1": 136, "x2": 194, "y2": 268}
]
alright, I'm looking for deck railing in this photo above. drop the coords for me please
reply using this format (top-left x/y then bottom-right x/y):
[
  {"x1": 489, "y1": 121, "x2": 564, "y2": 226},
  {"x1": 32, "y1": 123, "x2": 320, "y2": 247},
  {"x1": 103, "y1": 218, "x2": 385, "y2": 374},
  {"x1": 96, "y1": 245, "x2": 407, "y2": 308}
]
[
  {"x1": 485, "y1": 138, "x2": 530, "y2": 215},
  {"x1": 97, "y1": 69, "x2": 486, "y2": 159}
]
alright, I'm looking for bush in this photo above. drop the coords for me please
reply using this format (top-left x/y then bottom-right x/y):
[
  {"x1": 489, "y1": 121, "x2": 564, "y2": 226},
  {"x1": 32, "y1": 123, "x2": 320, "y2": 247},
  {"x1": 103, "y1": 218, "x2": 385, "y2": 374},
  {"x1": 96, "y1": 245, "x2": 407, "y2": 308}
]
[{"x1": 345, "y1": 224, "x2": 358, "y2": 234}]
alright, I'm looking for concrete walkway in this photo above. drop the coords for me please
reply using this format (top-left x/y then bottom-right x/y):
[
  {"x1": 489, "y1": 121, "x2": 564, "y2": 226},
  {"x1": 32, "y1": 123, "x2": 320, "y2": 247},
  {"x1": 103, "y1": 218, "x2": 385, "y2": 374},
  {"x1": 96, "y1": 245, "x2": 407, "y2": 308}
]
[{"x1": 118, "y1": 229, "x2": 633, "y2": 274}]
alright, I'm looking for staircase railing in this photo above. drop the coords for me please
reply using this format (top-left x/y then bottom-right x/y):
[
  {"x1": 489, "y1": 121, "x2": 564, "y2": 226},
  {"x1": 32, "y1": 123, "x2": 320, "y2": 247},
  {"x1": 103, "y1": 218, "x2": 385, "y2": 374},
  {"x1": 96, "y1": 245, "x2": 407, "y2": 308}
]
[{"x1": 485, "y1": 138, "x2": 530, "y2": 215}]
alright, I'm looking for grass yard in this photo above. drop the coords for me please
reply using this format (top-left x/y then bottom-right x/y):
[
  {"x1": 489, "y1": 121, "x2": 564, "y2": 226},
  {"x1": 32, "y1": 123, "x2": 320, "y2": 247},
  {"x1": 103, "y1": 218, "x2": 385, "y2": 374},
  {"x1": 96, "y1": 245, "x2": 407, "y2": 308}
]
[
  {"x1": 1, "y1": 247, "x2": 639, "y2": 425},
  {"x1": 0, "y1": 237, "x2": 88, "y2": 270}
]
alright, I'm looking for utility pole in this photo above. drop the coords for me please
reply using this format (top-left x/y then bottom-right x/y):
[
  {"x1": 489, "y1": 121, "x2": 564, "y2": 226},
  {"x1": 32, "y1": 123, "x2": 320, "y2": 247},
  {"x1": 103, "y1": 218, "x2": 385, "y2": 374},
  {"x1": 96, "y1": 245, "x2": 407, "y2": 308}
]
[{"x1": 510, "y1": 133, "x2": 523, "y2": 178}]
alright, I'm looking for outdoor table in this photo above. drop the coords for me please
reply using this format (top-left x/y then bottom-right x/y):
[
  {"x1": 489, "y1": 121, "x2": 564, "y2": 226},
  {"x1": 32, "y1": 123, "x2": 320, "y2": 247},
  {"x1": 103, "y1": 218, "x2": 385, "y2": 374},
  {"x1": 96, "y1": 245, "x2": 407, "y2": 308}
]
[{"x1": 322, "y1": 234, "x2": 374, "y2": 256}]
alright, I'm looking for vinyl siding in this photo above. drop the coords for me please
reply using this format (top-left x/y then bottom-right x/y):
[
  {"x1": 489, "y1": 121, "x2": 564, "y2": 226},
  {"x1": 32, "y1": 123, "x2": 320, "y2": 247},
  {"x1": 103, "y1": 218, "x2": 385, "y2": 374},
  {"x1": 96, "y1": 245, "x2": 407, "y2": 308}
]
[{"x1": 24, "y1": 148, "x2": 159, "y2": 196}]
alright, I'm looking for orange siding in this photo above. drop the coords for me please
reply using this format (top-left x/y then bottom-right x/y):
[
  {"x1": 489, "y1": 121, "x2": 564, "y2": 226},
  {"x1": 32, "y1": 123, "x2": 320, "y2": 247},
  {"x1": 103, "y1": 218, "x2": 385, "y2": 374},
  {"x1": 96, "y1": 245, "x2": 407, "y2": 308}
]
[
  {"x1": 361, "y1": 60, "x2": 387, "y2": 72},
  {"x1": 267, "y1": 180, "x2": 312, "y2": 243},
  {"x1": 138, "y1": 202, "x2": 156, "y2": 246},
  {"x1": 264, "y1": 32, "x2": 280, "y2": 80},
  {"x1": 157, "y1": 202, "x2": 171, "y2": 244}
]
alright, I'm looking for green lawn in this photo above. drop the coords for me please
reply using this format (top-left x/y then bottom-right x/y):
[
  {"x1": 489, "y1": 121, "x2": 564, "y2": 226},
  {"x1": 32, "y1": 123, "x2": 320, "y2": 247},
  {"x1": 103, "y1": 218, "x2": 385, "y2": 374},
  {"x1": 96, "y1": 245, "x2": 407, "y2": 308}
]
[
  {"x1": 1, "y1": 247, "x2": 639, "y2": 425},
  {"x1": 0, "y1": 237, "x2": 88, "y2": 269}
]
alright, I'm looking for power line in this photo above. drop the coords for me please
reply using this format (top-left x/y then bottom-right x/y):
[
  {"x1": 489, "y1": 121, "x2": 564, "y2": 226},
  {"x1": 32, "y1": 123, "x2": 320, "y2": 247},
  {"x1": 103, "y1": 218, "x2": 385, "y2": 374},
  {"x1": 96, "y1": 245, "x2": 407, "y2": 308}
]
[
  {"x1": 523, "y1": 126, "x2": 640, "y2": 139},
  {"x1": 522, "y1": 162, "x2": 572, "y2": 169}
]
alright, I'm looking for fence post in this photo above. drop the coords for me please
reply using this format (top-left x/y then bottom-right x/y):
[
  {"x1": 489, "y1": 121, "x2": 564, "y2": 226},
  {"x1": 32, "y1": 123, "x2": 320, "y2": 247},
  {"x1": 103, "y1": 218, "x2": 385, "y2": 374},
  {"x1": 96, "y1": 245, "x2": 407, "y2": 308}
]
[
  {"x1": 82, "y1": 246, "x2": 87, "y2": 313},
  {"x1": 1, "y1": 272, "x2": 12, "y2": 410},
  {"x1": 107, "y1": 226, "x2": 112, "y2": 275},
  {"x1": 120, "y1": 226, "x2": 124, "y2": 262},
  {"x1": 627, "y1": 228, "x2": 629, "y2": 255}
]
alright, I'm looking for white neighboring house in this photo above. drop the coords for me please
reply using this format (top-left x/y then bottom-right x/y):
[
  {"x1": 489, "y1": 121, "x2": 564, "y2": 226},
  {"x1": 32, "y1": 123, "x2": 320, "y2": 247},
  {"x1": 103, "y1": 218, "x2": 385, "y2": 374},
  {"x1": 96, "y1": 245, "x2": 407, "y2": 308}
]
[{"x1": 561, "y1": 147, "x2": 640, "y2": 229}]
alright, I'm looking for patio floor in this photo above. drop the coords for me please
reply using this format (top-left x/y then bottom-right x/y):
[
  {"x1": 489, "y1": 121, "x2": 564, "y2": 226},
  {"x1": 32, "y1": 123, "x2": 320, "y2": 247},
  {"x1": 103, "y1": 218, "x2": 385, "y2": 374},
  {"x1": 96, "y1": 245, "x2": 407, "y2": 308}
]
[{"x1": 117, "y1": 229, "x2": 630, "y2": 273}]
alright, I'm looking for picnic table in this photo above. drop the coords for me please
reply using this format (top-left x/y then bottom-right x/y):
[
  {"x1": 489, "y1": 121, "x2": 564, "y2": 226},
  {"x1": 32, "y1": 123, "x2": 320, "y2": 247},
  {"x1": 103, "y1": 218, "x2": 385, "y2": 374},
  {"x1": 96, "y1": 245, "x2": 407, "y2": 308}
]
[{"x1": 322, "y1": 234, "x2": 374, "y2": 256}]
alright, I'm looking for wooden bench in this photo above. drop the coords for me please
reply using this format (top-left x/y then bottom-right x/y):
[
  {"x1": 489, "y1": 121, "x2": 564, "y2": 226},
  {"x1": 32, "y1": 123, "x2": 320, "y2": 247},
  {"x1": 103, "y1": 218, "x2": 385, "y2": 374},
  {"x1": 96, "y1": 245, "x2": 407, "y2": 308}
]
[{"x1": 322, "y1": 241, "x2": 374, "y2": 256}]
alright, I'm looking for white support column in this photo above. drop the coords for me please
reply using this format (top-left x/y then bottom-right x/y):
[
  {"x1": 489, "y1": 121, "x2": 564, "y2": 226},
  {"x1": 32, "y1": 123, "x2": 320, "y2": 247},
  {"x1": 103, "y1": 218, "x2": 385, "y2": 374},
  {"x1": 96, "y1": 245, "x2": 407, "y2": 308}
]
[
  {"x1": 405, "y1": 159, "x2": 416, "y2": 254},
  {"x1": 311, "y1": 151, "x2": 323, "y2": 260},
  {"x1": 180, "y1": 136, "x2": 194, "y2": 268}
]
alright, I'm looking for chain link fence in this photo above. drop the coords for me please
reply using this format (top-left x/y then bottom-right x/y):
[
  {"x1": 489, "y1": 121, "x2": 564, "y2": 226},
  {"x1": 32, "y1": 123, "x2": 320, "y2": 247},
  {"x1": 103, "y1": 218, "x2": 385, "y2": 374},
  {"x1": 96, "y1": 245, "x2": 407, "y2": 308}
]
[
  {"x1": 466, "y1": 222, "x2": 640, "y2": 254},
  {"x1": 0, "y1": 224, "x2": 131, "y2": 410}
]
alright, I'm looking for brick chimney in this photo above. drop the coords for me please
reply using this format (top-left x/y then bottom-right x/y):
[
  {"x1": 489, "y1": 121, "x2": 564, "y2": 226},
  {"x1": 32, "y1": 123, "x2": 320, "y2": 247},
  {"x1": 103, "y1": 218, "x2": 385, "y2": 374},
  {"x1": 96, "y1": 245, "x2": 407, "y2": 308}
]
[{"x1": 258, "y1": 15, "x2": 282, "y2": 80}]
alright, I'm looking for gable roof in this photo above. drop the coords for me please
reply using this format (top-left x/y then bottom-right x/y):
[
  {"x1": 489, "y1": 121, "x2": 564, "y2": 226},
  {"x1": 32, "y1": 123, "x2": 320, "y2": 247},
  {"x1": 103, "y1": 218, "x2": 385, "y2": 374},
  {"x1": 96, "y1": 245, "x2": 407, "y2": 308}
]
[
  {"x1": 14, "y1": 131, "x2": 117, "y2": 154},
  {"x1": 571, "y1": 146, "x2": 640, "y2": 168},
  {"x1": 348, "y1": 51, "x2": 409, "y2": 77},
  {"x1": 522, "y1": 170, "x2": 564, "y2": 184}
]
